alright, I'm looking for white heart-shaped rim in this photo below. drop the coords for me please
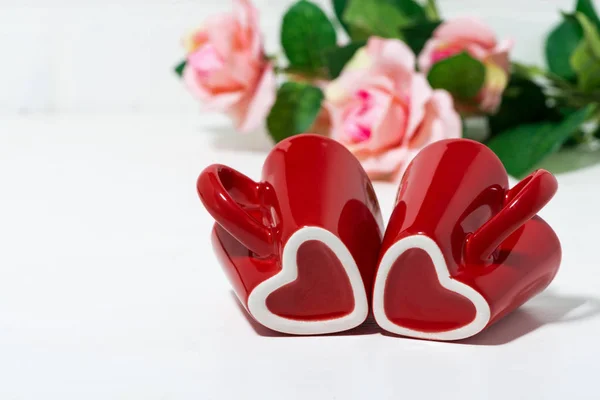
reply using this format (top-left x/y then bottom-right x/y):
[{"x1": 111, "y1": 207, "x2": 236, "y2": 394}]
[
  {"x1": 373, "y1": 234, "x2": 491, "y2": 341},
  {"x1": 247, "y1": 226, "x2": 369, "y2": 335}
]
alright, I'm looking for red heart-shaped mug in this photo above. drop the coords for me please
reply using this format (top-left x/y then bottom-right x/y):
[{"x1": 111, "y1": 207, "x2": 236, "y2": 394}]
[
  {"x1": 372, "y1": 139, "x2": 561, "y2": 341},
  {"x1": 198, "y1": 134, "x2": 383, "y2": 335}
]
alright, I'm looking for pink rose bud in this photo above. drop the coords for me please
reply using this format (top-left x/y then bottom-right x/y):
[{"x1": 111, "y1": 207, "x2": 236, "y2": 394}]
[
  {"x1": 182, "y1": 0, "x2": 276, "y2": 133},
  {"x1": 418, "y1": 17, "x2": 513, "y2": 114},
  {"x1": 325, "y1": 37, "x2": 462, "y2": 182}
]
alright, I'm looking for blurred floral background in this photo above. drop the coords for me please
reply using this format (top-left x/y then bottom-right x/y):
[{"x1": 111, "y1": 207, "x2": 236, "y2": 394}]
[{"x1": 176, "y1": 0, "x2": 600, "y2": 180}]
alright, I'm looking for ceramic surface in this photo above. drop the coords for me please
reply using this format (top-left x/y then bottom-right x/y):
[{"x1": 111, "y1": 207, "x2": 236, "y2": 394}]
[
  {"x1": 372, "y1": 139, "x2": 561, "y2": 341},
  {"x1": 198, "y1": 134, "x2": 383, "y2": 335}
]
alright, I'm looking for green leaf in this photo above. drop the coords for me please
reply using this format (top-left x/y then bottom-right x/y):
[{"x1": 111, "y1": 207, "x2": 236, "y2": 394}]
[
  {"x1": 332, "y1": 0, "x2": 351, "y2": 34},
  {"x1": 343, "y1": 0, "x2": 411, "y2": 39},
  {"x1": 487, "y1": 105, "x2": 593, "y2": 177},
  {"x1": 400, "y1": 20, "x2": 442, "y2": 55},
  {"x1": 281, "y1": 1, "x2": 337, "y2": 73},
  {"x1": 575, "y1": 12, "x2": 600, "y2": 57},
  {"x1": 424, "y1": 0, "x2": 440, "y2": 20},
  {"x1": 576, "y1": 0, "x2": 600, "y2": 29},
  {"x1": 545, "y1": 17, "x2": 582, "y2": 80},
  {"x1": 545, "y1": 1, "x2": 600, "y2": 80},
  {"x1": 174, "y1": 60, "x2": 187, "y2": 77},
  {"x1": 324, "y1": 41, "x2": 365, "y2": 79},
  {"x1": 266, "y1": 82, "x2": 324, "y2": 143},
  {"x1": 571, "y1": 40, "x2": 600, "y2": 90},
  {"x1": 395, "y1": 0, "x2": 427, "y2": 20},
  {"x1": 489, "y1": 73, "x2": 560, "y2": 136},
  {"x1": 427, "y1": 52, "x2": 486, "y2": 99},
  {"x1": 570, "y1": 13, "x2": 600, "y2": 91}
]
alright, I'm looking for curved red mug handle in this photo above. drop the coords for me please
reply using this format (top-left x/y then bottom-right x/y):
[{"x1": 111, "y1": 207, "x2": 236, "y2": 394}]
[
  {"x1": 197, "y1": 164, "x2": 273, "y2": 257},
  {"x1": 465, "y1": 169, "x2": 558, "y2": 264}
]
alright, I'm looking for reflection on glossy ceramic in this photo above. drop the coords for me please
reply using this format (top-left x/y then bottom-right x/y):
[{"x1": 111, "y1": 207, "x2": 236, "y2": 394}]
[
  {"x1": 373, "y1": 139, "x2": 561, "y2": 341},
  {"x1": 198, "y1": 134, "x2": 383, "y2": 335}
]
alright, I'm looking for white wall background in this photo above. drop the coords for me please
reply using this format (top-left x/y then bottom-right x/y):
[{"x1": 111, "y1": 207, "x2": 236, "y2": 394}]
[{"x1": 0, "y1": 0, "x2": 583, "y2": 114}]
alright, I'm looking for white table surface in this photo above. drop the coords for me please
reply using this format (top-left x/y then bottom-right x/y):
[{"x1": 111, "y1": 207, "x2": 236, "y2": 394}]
[{"x1": 1, "y1": 114, "x2": 600, "y2": 399}]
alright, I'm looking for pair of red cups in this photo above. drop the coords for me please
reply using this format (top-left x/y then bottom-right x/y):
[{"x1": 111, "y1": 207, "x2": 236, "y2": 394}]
[{"x1": 197, "y1": 135, "x2": 561, "y2": 341}]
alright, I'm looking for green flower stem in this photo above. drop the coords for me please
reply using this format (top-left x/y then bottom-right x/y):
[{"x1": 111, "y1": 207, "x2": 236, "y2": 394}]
[
  {"x1": 512, "y1": 62, "x2": 571, "y2": 89},
  {"x1": 512, "y1": 62, "x2": 600, "y2": 108},
  {"x1": 283, "y1": 66, "x2": 328, "y2": 81},
  {"x1": 554, "y1": 89, "x2": 600, "y2": 106}
]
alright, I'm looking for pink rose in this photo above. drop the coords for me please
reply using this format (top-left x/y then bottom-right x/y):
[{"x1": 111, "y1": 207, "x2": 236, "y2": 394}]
[
  {"x1": 325, "y1": 37, "x2": 461, "y2": 182},
  {"x1": 418, "y1": 17, "x2": 513, "y2": 114},
  {"x1": 182, "y1": 0, "x2": 276, "y2": 133}
]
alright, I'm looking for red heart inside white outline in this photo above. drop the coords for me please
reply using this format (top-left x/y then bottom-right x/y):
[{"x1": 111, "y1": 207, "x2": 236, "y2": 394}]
[
  {"x1": 372, "y1": 234, "x2": 491, "y2": 341},
  {"x1": 247, "y1": 226, "x2": 369, "y2": 335}
]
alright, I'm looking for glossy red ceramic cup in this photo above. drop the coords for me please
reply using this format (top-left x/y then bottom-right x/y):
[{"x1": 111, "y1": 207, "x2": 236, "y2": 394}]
[
  {"x1": 372, "y1": 139, "x2": 561, "y2": 341},
  {"x1": 198, "y1": 134, "x2": 383, "y2": 335}
]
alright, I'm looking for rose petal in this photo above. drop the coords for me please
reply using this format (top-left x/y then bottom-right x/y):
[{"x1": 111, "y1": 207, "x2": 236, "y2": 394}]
[
  {"x1": 434, "y1": 17, "x2": 497, "y2": 49},
  {"x1": 326, "y1": 74, "x2": 395, "y2": 144},
  {"x1": 367, "y1": 37, "x2": 415, "y2": 76},
  {"x1": 464, "y1": 43, "x2": 490, "y2": 61},
  {"x1": 187, "y1": 44, "x2": 224, "y2": 72},
  {"x1": 488, "y1": 38, "x2": 514, "y2": 73},
  {"x1": 411, "y1": 90, "x2": 461, "y2": 148},
  {"x1": 367, "y1": 89, "x2": 409, "y2": 151},
  {"x1": 226, "y1": 51, "x2": 262, "y2": 87},
  {"x1": 204, "y1": 14, "x2": 238, "y2": 57},
  {"x1": 231, "y1": 63, "x2": 276, "y2": 133},
  {"x1": 404, "y1": 73, "x2": 432, "y2": 141},
  {"x1": 344, "y1": 47, "x2": 374, "y2": 72},
  {"x1": 325, "y1": 69, "x2": 366, "y2": 104},
  {"x1": 344, "y1": 75, "x2": 402, "y2": 151},
  {"x1": 234, "y1": 0, "x2": 263, "y2": 59},
  {"x1": 183, "y1": 27, "x2": 209, "y2": 54},
  {"x1": 358, "y1": 146, "x2": 410, "y2": 180},
  {"x1": 429, "y1": 90, "x2": 462, "y2": 140},
  {"x1": 417, "y1": 38, "x2": 441, "y2": 72},
  {"x1": 183, "y1": 65, "x2": 244, "y2": 109}
]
